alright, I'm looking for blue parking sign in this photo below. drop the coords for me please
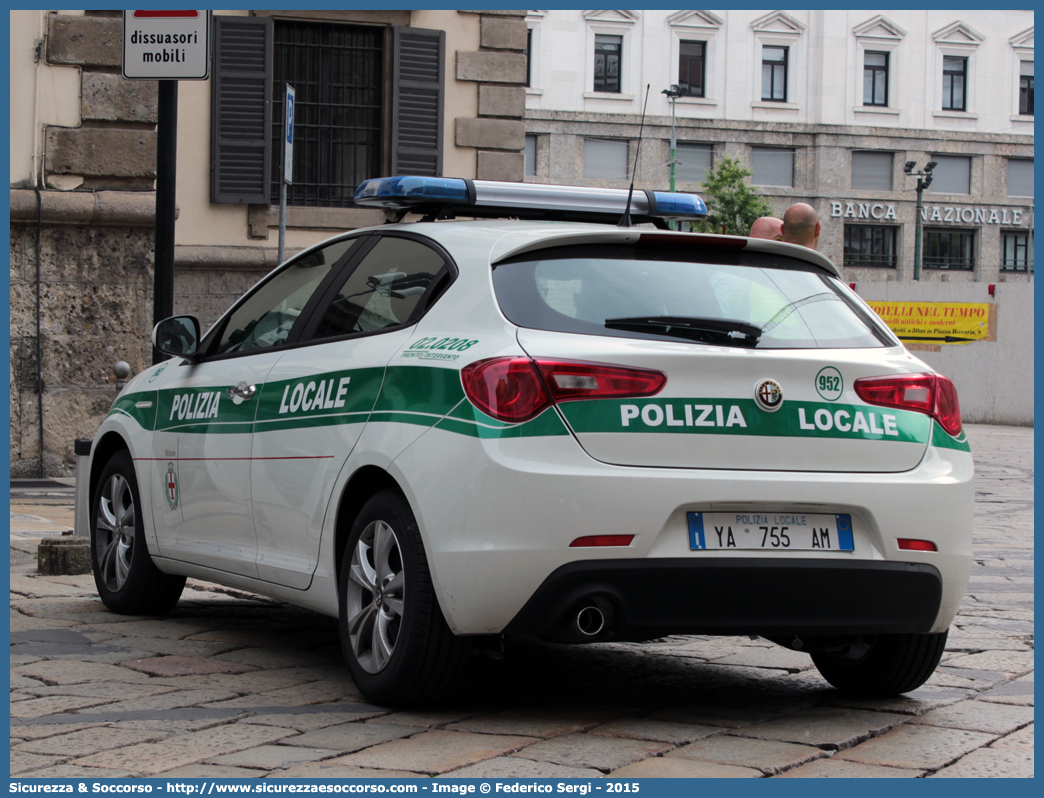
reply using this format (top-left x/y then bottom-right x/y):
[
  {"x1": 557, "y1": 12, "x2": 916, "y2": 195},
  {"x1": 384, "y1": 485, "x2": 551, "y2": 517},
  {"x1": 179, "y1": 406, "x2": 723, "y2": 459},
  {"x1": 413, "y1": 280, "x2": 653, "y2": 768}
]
[{"x1": 284, "y1": 84, "x2": 295, "y2": 184}]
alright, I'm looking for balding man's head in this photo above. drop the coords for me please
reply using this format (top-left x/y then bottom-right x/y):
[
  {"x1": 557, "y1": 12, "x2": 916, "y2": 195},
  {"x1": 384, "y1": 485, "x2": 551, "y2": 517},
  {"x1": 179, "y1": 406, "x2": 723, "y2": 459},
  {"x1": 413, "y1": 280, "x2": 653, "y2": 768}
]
[
  {"x1": 781, "y1": 203, "x2": 821, "y2": 249},
  {"x1": 749, "y1": 216, "x2": 784, "y2": 240}
]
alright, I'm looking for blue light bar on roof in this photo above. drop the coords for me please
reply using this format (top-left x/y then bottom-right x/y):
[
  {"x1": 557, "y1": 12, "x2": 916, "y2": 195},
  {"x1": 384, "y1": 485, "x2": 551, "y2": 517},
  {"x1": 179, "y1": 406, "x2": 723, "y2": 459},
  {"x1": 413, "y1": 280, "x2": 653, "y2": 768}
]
[
  {"x1": 355, "y1": 176, "x2": 470, "y2": 206},
  {"x1": 354, "y1": 176, "x2": 707, "y2": 221},
  {"x1": 650, "y1": 191, "x2": 707, "y2": 217}
]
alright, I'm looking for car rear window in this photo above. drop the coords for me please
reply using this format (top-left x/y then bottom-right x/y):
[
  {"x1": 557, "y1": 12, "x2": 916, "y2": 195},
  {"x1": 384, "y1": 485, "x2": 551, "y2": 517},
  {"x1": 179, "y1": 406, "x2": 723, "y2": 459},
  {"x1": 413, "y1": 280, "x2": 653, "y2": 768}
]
[{"x1": 493, "y1": 243, "x2": 893, "y2": 349}]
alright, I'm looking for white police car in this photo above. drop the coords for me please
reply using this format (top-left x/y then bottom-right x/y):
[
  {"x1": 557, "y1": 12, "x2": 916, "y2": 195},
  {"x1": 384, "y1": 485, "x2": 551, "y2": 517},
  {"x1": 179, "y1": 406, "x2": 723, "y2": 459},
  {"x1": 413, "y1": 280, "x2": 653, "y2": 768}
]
[{"x1": 86, "y1": 176, "x2": 972, "y2": 705}]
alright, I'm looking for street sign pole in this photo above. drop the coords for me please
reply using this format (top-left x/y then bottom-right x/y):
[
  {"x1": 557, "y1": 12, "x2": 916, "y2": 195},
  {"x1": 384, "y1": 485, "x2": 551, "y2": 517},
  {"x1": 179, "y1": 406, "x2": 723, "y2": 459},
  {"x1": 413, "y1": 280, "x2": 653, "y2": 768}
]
[
  {"x1": 278, "y1": 84, "x2": 295, "y2": 265},
  {"x1": 153, "y1": 79, "x2": 178, "y2": 364},
  {"x1": 278, "y1": 176, "x2": 287, "y2": 267},
  {"x1": 122, "y1": 10, "x2": 211, "y2": 363}
]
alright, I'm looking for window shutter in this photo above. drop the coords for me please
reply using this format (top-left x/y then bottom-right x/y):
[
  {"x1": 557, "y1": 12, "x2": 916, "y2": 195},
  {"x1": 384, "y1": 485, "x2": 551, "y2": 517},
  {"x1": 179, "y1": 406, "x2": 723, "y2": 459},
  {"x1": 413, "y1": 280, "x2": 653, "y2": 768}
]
[
  {"x1": 583, "y1": 139, "x2": 629, "y2": 180},
  {"x1": 929, "y1": 155, "x2": 971, "y2": 195},
  {"x1": 524, "y1": 134, "x2": 537, "y2": 176},
  {"x1": 751, "y1": 148, "x2": 794, "y2": 187},
  {"x1": 392, "y1": 27, "x2": 445, "y2": 177},
  {"x1": 851, "y1": 151, "x2": 893, "y2": 191},
  {"x1": 1007, "y1": 159, "x2": 1034, "y2": 198},
  {"x1": 211, "y1": 16, "x2": 272, "y2": 204},
  {"x1": 675, "y1": 143, "x2": 713, "y2": 184}
]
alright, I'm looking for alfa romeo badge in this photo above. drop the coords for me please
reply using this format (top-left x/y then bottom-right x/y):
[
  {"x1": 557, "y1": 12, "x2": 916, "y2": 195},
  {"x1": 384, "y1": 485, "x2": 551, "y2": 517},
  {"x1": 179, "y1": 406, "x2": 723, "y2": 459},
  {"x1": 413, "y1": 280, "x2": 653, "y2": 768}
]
[{"x1": 755, "y1": 379, "x2": 783, "y2": 412}]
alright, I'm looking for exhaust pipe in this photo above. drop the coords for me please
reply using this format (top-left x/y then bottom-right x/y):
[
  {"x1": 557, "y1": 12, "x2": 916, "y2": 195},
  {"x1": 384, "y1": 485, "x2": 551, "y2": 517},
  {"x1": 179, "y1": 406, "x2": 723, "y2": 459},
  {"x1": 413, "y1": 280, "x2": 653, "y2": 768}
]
[
  {"x1": 573, "y1": 596, "x2": 614, "y2": 639},
  {"x1": 537, "y1": 596, "x2": 617, "y2": 643},
  {"x1": 576, "y1": 605, "x2": 605, "y2": 637}
]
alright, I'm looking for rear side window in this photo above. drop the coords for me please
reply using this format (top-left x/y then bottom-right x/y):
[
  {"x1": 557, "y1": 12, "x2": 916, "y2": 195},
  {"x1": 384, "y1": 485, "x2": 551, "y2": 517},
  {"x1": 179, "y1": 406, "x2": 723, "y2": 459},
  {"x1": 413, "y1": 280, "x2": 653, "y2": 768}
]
[
  {"x1": 311, "y1": 237, "x2": 448, "y2": 340},
  {"x1": 493, "y1": 243, "x2": 891, "y2": 349}
]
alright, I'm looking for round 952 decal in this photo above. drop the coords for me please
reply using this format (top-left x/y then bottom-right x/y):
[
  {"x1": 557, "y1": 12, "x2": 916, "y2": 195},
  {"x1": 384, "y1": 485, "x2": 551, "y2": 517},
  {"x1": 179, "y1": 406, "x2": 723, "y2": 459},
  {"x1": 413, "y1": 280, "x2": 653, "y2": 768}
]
[{"x1": 816, "y1": 366, "x2": 843, "y2": 401}]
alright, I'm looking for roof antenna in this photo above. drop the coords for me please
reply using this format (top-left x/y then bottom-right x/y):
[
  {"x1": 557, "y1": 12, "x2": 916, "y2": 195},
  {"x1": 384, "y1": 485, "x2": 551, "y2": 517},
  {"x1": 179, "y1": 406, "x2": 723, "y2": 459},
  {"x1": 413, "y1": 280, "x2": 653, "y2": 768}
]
[{"x1": 618, "y1": 83, "x2": 651, "y2": 228}]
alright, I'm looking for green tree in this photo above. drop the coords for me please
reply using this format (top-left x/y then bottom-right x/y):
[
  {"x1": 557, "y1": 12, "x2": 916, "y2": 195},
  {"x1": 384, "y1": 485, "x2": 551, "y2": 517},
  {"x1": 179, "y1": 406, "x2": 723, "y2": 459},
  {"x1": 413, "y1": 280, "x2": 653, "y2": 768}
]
[{"x1": 696, "y1": 155, "x2": 773, "y2": 236}]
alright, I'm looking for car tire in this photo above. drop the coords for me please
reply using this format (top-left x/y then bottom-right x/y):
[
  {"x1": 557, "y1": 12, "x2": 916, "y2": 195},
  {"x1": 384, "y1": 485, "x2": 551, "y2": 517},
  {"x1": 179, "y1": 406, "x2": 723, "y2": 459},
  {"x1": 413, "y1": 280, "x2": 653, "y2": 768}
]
[
  {"x1": 91, "y1": 450, "x2": 186, "y2": 615},
  {"x1": 339, "y1": 490, "x2": 466, "y2": 706},
  {"x1": 811, "y1": 631, "x2": 948, "y2": 696}
]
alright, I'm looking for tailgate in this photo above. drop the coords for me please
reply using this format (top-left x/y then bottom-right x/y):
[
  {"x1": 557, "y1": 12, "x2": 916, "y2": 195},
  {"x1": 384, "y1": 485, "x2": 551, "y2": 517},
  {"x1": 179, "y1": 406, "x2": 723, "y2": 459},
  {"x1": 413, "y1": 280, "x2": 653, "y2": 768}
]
[{"x1": 517, "y1": 329, "x2": 931, "y2": 473}]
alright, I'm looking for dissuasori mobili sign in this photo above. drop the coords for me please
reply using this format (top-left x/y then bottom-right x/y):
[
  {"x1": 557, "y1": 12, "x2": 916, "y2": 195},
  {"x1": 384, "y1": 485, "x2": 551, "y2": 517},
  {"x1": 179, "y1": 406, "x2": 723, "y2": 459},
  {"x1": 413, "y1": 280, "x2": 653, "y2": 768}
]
[{"x1": 122, "y1": 10, "x2": 211, "y2": 81}]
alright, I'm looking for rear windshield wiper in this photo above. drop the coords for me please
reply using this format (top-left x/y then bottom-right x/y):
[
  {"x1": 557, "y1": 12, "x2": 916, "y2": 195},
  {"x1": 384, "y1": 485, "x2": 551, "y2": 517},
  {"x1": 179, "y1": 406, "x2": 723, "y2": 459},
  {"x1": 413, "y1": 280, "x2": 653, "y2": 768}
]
[{"x1": 604, "y1": 316, "x2": 762, "y2": 346}]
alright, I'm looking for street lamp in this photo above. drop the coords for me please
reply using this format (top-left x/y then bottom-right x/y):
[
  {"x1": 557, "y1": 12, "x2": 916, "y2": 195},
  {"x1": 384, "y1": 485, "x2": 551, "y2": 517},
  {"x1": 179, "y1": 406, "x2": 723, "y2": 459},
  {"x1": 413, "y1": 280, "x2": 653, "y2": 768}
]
[
  {"x1": 904, "y1": 160, "x2": 937, "y2": 280},
  {"x1": 661, "y1": 85, "x2": 682, "y2": 193}
]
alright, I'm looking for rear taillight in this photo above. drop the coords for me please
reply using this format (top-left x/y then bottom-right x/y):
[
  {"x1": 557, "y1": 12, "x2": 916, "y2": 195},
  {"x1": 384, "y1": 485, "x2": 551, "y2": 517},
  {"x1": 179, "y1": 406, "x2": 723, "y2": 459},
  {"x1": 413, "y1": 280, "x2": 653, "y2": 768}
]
[
  {"x1": 535, "y1": 360, "x2": 667, "y2": 402},
  {"x1": 933, "y1": 377, "x2": 962, "y2": 436},
  {"x1": 461, "y1": 358, "x2": 552, "y2": 423},
  {"x1": 854, "y1": 373, "x2": 962, "y2": 436},
  {"x1": 461, "y1": 358, "x2": 666, "y2": 424}
]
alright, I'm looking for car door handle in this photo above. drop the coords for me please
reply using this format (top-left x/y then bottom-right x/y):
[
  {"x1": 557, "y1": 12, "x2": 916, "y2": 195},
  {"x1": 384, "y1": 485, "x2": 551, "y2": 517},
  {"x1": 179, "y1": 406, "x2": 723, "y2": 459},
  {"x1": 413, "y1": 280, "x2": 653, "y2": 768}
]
[{"x1": 226, "y1": 383, "x2": 256, "y2": 403}]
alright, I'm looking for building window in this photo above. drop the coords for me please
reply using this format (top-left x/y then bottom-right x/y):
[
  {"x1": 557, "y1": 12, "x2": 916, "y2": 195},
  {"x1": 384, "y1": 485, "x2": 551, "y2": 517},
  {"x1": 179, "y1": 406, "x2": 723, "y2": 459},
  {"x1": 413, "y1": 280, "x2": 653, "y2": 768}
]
[
  {"x1": 1019, "y1": 60, "x2": 1033, "y2": 115},
  {"x1": 1007, "y1": 159, "x2": 1034, "y2": 198},
  {"x1": 583, "y1": 138, "x2": 628, "y2": 180},
  {"x1": 751, "y1": 147, "x2": 794, "y2": 187},
  {"x1": 524, "y1": 134, "x2": 537, "y2": 177},
  {"x1": 851, "y1": 151, "x2": 893, "y2": 191},
  {"x1": 844, "y1": 225, "x2": 898, "y2": 268},
  {"x1": 1001, "y1": 231, "x2": 1033, "y2": 273},
  {"x1": 593, "y1": 34, "x2": 622, "y2": 93},
  {"x1": 863, "y1": 51, "x2": 889, "y2": 106},
  {"x1": 211, "y1": 17, "x2": 443, "y2": 206},
  {"x1": 524, "y1": 28, "x2": 532, "y2": 87},
  {"x1": 929, "y1": 155, "x2": 971, "y2": 195},
  {"x1": 269, "y1": 21, "x2": 383, "y2": 207},
  {"x1": 761, "y1": 46, "x2": 788, "y2": 101},
  {"x1": 679, "y1": 41, "x2": 706, "y2": 97},
  {"x1": 923, "y1": 229, "x2": 975, "y2": 271},
  {"x1": 942, "y1": 56, "x2": 967, "y2": 111}
]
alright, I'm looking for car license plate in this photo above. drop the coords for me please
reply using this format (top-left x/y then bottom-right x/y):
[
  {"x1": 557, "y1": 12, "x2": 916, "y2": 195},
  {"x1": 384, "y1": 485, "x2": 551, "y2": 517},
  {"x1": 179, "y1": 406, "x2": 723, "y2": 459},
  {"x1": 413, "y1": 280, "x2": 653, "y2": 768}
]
[{"x1": 688, "y1": 512, "x2": 853, "y2": 551}]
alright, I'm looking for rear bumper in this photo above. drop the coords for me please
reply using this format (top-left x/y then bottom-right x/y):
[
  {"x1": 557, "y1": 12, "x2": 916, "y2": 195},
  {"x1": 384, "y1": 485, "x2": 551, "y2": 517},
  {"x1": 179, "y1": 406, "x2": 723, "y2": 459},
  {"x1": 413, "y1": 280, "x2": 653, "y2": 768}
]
[
  {"x1": 504, "y1": 558, "x2": 942, "y2": 642},
  {"x1": 393, "y1": 427, "x2": 971, "y2": 636}
]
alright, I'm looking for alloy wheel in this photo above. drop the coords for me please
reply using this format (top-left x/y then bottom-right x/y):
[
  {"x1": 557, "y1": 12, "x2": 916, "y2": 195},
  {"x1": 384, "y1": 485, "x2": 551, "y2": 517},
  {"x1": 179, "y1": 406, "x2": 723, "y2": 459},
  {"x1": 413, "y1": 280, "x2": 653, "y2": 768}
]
[
  {"x1": 345, "y1": 520, "x2": 405, "y2": 673},
  {"x1": 95, "y1": 473, "x2": 136, "y2": 592}
]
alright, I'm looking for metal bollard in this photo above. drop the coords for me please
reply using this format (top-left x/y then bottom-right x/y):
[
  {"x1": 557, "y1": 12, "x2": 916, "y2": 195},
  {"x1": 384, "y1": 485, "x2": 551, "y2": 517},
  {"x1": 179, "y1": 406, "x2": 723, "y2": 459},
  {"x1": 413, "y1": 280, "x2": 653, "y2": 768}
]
[{"x1": 73, "y1": 439, "x2": 92, "y2": 537}]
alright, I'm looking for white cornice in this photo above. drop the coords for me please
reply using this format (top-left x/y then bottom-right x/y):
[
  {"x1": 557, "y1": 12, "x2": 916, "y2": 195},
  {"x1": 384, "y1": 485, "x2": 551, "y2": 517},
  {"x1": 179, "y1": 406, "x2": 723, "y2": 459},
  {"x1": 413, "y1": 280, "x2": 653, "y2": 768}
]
[
  {"x1": 853, "y1": 14, "x2": 907, "y2": 40},
  {"x1": 583, "y1": 10, "x2": 641, "y2": 24},
  {"x1": 751, "y1": 10, "x2": 806, "y2": 35},
  {"x1": 932, "y1": 21, "x2": 986, "y2": 45},
  {"x1": 666, "y1": 10, "x2": 724, "y2": 30},
  {"x1": 1009, "y1": 27, "x2": 1034, "y2": 49}
]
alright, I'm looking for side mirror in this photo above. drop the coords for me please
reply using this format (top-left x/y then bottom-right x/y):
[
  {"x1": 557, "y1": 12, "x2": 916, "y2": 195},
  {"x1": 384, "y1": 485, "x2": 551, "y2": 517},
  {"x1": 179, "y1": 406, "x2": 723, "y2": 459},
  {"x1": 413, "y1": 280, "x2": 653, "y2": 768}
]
[{"x1": 152, "y1": 315, "x2": 201, "y2": 359}]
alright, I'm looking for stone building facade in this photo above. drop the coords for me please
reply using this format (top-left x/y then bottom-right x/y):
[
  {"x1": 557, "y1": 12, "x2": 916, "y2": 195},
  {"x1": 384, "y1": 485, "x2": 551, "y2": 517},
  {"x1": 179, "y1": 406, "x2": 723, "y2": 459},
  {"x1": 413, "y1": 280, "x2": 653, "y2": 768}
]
[
  {"x1": 523, "y1": 10, "x2": 1034, "y2": 285},
  {"x1": 9, "y1": 9, "x2": 528, "y2": 475}
]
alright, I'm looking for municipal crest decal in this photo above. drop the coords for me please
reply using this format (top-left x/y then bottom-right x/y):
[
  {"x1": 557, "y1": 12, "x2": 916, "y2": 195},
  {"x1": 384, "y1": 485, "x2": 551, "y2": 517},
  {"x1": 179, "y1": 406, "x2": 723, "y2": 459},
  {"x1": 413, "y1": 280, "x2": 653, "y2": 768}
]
[{"x1": 165, "y1": 462, "x2": 180, "y2": 510}]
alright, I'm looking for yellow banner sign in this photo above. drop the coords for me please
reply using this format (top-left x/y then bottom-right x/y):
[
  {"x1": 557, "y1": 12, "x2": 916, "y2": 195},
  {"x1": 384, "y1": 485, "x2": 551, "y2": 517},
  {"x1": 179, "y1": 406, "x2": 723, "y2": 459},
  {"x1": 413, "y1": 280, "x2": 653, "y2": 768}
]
[{"x1": 866, "y1": 301, "x2": 991, "y2": 345}]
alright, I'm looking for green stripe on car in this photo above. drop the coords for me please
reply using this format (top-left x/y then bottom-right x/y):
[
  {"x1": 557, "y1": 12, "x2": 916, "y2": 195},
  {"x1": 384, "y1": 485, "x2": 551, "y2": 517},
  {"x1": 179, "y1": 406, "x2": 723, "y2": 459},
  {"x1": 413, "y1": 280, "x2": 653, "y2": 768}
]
[
  {"x1": 435, "y1": 408, "x2": 569, "y2": 439},
  {"x1": 931, "y1": 422, "x2": 972, "y2": 452},
  {"x1": 559, "y1": 397, "x2": 932, "y2": 444},
  {"x1": 109, "y1": 365, "x2": 964, "y2": 450}
]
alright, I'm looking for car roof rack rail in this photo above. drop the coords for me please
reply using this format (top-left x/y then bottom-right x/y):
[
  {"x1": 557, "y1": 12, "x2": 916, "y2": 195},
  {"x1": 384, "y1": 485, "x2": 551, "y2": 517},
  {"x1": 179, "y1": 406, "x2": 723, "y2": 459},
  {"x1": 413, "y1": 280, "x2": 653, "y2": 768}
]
[{"x1": 354, "y1": 176, "x2": 707, "y2": 229}]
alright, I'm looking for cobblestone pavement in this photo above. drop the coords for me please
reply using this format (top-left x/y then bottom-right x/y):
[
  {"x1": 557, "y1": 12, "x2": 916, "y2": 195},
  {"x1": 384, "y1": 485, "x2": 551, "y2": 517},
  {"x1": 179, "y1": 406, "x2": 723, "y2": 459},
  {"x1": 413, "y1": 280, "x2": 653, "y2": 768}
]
[{"x1": 10, "y1": 425, "x2": 1032, "y2": 779}]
